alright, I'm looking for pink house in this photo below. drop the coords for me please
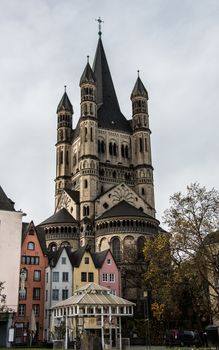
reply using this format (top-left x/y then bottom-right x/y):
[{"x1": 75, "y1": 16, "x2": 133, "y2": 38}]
[{"x1": 93, "y1": 249, "x2": 121, "y2": 296}]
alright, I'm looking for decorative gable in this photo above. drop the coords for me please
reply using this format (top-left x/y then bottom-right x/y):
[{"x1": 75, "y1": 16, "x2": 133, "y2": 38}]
[{"x1": 95, "y1": 183, "x2": 150, "y2": 218}]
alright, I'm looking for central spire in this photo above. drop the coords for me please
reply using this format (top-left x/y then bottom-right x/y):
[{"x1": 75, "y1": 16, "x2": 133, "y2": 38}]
[{"x1": 92, "y1": 37, "x2": 131, "y2": 132}]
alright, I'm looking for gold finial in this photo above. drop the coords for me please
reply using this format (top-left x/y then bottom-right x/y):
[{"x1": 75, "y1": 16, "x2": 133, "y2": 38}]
[
  {"x1": 87, "y1": 55, "x2": 89, "y2": 63},
  {"x1": 64, "y1": 85, "x2": 67, "y2": 92},
  {"x1": 137, "y1": 70, "x2": 140, "y2": 78},
  {"x1": 95, "y1": 17, "x2": 104, "y2": 37}
]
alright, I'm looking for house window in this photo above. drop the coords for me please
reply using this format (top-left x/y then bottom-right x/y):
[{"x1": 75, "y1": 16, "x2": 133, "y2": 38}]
[
  {"x1": 33, "y1": 270, "x2": 41, "y2": 281},
  {"x1": 88, "y1": 272, "x2": 94, "y2": 282},
  {"x1": 102, "y1": 273, "x2": 108, "y2": 282},
  {"x1": 33, "y1": 288, "x2": 40, "y2": 300},
  {"x1": 84, "y1": 257, "x2": 89, "y2": 264},
  {"x1": 21, "y1": 256, "x2": 39, "y2": 265},
  {"x1": 53, "y1": 272, "x2": 59, "y2": 282},
  {"x1": 111, "y1": 290, "x2": 116, "y2": 295},
  {"x1": 62, "y1": 257, "x2": 66, "y2": 264},
  {"x1": 107, "y1": 259, "x2": 111, "y2": 265},
  {"x1": 81, "y1": 272, "x2": 87, "y2": 282},
  {"x1": 27, "y1": 242, "x2": 35, "y2": 250},
  {"x1": 62, "y1": 289, "x2": 69, "y2": 300},
  {"x1": 109, "y1": 273, "x2": 115, "y2": 282},
  {"x1": 46, "y1": 272, "x2": 48, "y2": 283},
  {"x1": 46, "y1": 290, "x2": 48, "y2": 302},
  {"x1": 62, "y1": 272, "x2": 69, "y2": 282},
  {"x1": 33, "y1": 304, "x2": 40, "y2": 317},
  {"x1": 19, "y1": 288, "x2": 27, "y2": 300},
  {"x1": 52, "y1": 289, "x2": 59, "y2": 301},
  {"x1": 18, "y1": 304, "x2": 26, "y2": 317}
]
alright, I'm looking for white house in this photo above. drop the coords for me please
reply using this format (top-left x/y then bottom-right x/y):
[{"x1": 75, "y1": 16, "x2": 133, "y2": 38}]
[
  {"x1": 44, "y1": 246, "x2": 73, "y2": 341},
  {"x1": 0, "y1": 186, "x2": 23, "y2": 347}
]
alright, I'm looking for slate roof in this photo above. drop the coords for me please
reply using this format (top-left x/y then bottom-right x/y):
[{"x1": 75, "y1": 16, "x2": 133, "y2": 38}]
[
  {"x1": 57, "y1": 91, "x2": 73, "y2": 114},
  {"x1": 131, "y1": 76, "x2": 148, "y2": 99},
  {"x1": 64, "y1": 189, "x2": 80, "y2": 204},
  {"x1": 92, "y1": 249, "x2": 109, "y2": 268},
  {"x1": 80, "y1": 62, "x2": 96, "y2": 85},
  {"x1": 69, "y1": 244, "x2": 88, "y2": 267},
  {"x1": 0, "y1": 186, "x2": 15, "y2": 211},
  {"x1": 96, "y1": 200, "x2": 152, "y2": 220},
  {"x1": 92, "y1": 38, "x2": 132, "y2": 133},
  {"x1": 39, "y1": 208, "x2": 77, "y2": 226}
]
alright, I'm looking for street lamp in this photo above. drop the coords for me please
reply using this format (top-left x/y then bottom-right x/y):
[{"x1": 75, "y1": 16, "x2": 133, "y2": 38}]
[{"x1": 143, "y1": 291, "x2": 150, "y2": 350}]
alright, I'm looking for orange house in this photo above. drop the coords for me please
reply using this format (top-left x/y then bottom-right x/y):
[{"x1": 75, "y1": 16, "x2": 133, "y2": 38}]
[{"x1": 14, "y1": 221, "x2": 48, "y2": 345}]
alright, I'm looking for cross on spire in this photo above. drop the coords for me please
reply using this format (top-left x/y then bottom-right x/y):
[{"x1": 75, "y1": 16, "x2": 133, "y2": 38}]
[{"x1": 95, "y1": 17, "x2": 104, "y2": 37}]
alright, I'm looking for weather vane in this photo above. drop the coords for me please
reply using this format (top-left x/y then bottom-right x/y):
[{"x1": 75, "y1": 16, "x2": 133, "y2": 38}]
[{"x1": 95, "y1": 17, "x2": 104, "y2": 37}]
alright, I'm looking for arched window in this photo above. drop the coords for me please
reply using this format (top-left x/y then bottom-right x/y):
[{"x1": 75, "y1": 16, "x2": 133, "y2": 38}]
[
  {"x1": 90, "y1": 127, "x2": 93, "y2": 142},
  {"x1": 125, "y1": 145, "x2": 129, "y2": 158},
  {"x1": 142, "y1": 188, "x2": 145, "y2": 195},
  {"x1": 139, "y1": 138, "x2": 143, "y2": 152},
  {"x1": 101, "y1": 140, "x2": 105, "y2": 153},
  {"x1": 84, "y1": 179, "x2": 88, "y2": 188},
  {"x1": 109, "y1": 142, "x2": 113, "y2": 155},
  {"x1": 49, "y1": 243, "x2": 57, "y2": 252},
  {"x1": 137, "y1": 237, "x2": 145, "y2": 260},
  {"x1": 111, "y1": 237, "x2": 121, "y2": 262},
  {"x1": 84, "y1": 127, "x2": 88, "y2": 142},
  {"x1": 113, "y1": 143, "x2": 117, "y2": 156},
  {"x1": 27, "y1": 242, "x2": 35, "y2": 250},
  {"x1": 121, "y1": 144, "x2": 125, "y2": 158},
  {"x1": 98, "y1": 140, "x2": 101, "y2": 153},
  {"x1": 60, "y1": 151, "x2": 63, "y2": 164},
  {"x1": 145, "y1": 138, "x2": 148, "y2": 152}
]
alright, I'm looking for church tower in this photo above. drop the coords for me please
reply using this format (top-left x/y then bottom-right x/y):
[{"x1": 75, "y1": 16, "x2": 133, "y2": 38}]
[
  {"x1": 79, "y1": 59, "x2": 99, "y2": 248},
  {"x1": 131, "y1": 73, "x2": 155, "y2": 212},
  {"x1": 55, "y1": 89, "x2": 73, "y2": 209}
]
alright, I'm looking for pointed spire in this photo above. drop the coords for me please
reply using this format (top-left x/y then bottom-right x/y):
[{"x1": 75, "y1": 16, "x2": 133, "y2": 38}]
[
  {"x1": 92, "y1": 37, "x2": 131, "y2": 132},
  {"x1": 56, "y1": 88, "x2": 73, "y2": 114},
  {"x1": 131, "y1": 73, "x2": 148, "y2": 100},
  {"x1": 80, "y1": 60, "x2": 96, "y2": 86}
]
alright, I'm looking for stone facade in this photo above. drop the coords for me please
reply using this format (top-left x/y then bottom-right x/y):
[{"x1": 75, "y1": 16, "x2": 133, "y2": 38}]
[{"x1": 39, "y1": 33, "x2": 160, "y2": 301}]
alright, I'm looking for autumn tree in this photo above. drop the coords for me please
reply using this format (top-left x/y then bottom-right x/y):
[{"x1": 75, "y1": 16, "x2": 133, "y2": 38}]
[
  {"x1": 143, "y1": 183, "x2": 219, "y2": 336},
  {"x1": 164, "y1": 183, "x2": 219, "y2": 310}
]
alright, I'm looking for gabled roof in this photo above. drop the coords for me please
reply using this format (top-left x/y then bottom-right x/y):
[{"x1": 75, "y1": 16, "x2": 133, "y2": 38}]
[
  {"x1": 0, "y1": 186, "x2": 15, "y2": 211},
  {"x1": 57, "y1": 91, "x2": 73, "y2": 114},
  {"x1": 131, "y1": 76, "x2": 148, "y2": 99},
  {"x1": 92, "y1": 249, "x2": 109, "y2": 268},
  {"x1": 64, "y1": 189, "x2": 80, "y2": 204},
  {"x1": 92, "y1": 38, "x2": 132, "y2": 133},
  {"x1": 69, "y1": 244, "x2": 88, "y2": 267},
  {"x1": 96, "y1": 200, "x2": 152, "y2": 220},
  {"x1": 52, "y1": 282, "x2": 135, "y2": 308},
  {"x1": 39, "y1": 208, "x2": 77, "y2": 226},
  {"x1": 80, "y1": 62, "x2": 96, "y2": 85},
  {"x1": 22, "y1": 221, "x2": 47, "y2": 255}
]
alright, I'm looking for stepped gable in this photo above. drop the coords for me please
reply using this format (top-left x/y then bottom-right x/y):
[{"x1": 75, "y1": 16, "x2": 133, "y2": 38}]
[
  {"x1": 93, "y1": 37, "x2": 131, "y2": 133},
  {"x1": 0, "y1": 186, "x2": 15, "y2": 211},
  {"x1": 39, "y1": 208, "x2": 77, "y2": 226},
  {"x1": 96, "y1": 200, "x2": 153, "y2": 220}
]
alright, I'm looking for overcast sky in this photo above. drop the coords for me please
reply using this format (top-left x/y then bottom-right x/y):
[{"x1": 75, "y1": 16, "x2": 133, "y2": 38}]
[{"x1": 0, "y1": 0, "x2": 218, "y2": 226}]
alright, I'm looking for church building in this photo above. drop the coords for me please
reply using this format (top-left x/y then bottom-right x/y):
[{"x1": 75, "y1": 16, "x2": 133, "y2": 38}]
[{"x1": 39, "y1": 22, "x2": 160, "y2": 301}]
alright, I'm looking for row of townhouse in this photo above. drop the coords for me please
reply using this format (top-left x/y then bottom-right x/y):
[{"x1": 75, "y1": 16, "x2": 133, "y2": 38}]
[{"x1": 14, "y1": 221, "x2": 120, "y2": 345}]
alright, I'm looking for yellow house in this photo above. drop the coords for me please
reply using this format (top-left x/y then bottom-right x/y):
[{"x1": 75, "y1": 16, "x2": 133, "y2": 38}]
[{"x1": 71, "y1": 245, "x2": 99, "y2": 291}]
